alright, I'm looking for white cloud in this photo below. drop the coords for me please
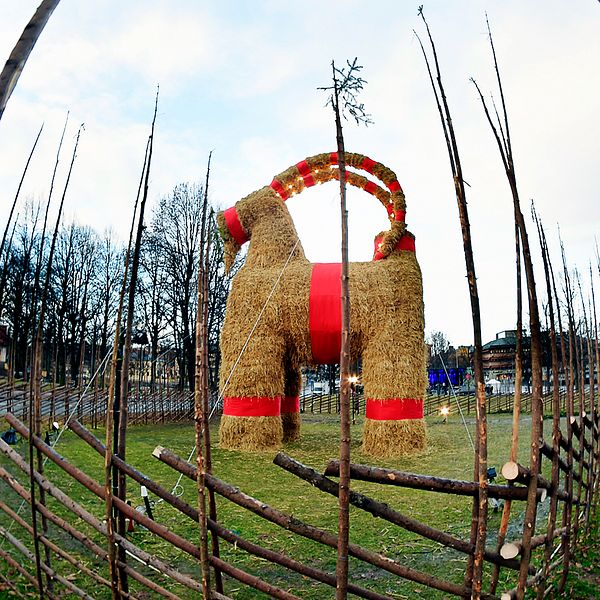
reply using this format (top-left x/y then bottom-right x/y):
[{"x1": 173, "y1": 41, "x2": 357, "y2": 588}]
[{"x1": 108, "y1": 7, "x2": 221, "y2": 87}]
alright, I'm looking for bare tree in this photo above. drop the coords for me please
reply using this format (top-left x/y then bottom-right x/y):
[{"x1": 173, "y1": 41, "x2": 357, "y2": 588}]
[
  {"x1": 4, "y1": 201, "x2": 43, "y2": 380},
  {"x1": 0, "y1": 124, "x2": 43, "y2": 317},
  {"x1": 151, "y1": 183, "x2": 203, "y2": 390},
  {"x1": 88, "y1": 230, "x2": 122, "y2": 387},
  {"x1": 138, "y1": 231, "x2": 169, "y2": 390},
  {"x1": 427, "y1": 330, "x2": 451, "y2": 370},
  {"x1": 63, "y1": 224, "x2": 96, "y2": 386},
  {"x1": 51, "y1": 223, "x2": 76, "y2": 385}
]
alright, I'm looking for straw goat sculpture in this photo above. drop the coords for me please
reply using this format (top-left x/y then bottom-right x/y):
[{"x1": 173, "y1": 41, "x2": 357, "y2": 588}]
[{"x1": 217, "y1": 152, "x2": 426, "y2": 457}]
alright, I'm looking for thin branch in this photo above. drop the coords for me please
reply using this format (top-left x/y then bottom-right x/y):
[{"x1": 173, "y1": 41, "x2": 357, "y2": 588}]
[
  {"x1": 0, "y1": 123, "x2": 44, "y2": 314},
  {"x1": 485, "y1": 12, "x2": 513, "y2": 165},
  {"x1": 416, "y1": 7, "x2": 488, "y2": 595},
  {"x1": 470, "y1": 78, "x2": 509, "y2": 173},
  {"x1": 318, "y1": 58, "x2": 373, "y2": 125}
]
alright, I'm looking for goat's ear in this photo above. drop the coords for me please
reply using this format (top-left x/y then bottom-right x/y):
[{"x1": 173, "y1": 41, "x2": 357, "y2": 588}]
[{"x1": 217, "y1": 210, "x2": 242, "y2": 274}]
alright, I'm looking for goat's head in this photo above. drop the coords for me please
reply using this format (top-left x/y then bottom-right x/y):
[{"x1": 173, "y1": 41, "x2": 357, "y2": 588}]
[{"x1": 217, "y1": 185, "x2": 293, "y2": 272}]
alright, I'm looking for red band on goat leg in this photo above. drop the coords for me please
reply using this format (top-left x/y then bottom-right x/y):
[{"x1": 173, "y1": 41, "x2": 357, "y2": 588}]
[
  {"x1": 270, "y1": 178, "x2": 289, "y2": 200},
  {"x1": 281, "y1": 396, "x2": 300, "y2": 413},
  {"x1": 223, "y1": 207, "x2": 249, "y2": 246},
  {"x1": 223, "y1": 396, "x2": 281, "y2": 417},
  {"x1": 366, "y1": 398, "x2": 423, "y2": 420},
  {"x1": 309, "y1": 263, "x2": 342, "y2": 365}
]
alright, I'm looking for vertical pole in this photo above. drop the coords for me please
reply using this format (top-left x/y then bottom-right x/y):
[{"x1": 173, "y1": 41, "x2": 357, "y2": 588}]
[
  {"x1": 558, "y1": 245, "x2": 576, "y2": 592},
  {"x1": 415, "y1": 14, "x2": 489, "y2": 594},
  {"x1": 332, "y1": 62, "x2": 351, "y2": 600},
  {"x1": 533, "y1": 212, "x2": 561, "y2": 598},
  {"x1": 201, "y1": 185, "x2": 223, "y2": 595},
  {"x1": 194, "y1": 154, "x2": 212, "y2": 599},
  {"x1": 490, "y1": 222, "x2": 523, "y2": 594}
]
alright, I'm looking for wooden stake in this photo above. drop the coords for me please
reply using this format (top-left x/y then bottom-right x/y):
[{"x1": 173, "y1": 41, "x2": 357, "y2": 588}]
[
  {"x1": 324, "y1": 459, "x2": 543, "y2": 501},
  {"x1": 194, "y1": 151, "x2": 212, "y2": 598},
  {"x1": 471, "y1": 16, "x2": 544, "y2": 598},
  {"x1": 330, "y1": 60, "x2": 352, "y2": 600},
  {"x1": 416, "y1": 10, "x2": 488, "y2": 595},
  {"x1": 0, "y1": 0, "x2": 61, "y2": 120},
  {"x1": 103, "y1": 135, "x2": 150, "y2": 600},
  {"x1": 490, "y1": 221, "x2": 524, "y2": 594},
  {"x1": 115, "y1": 87, "x2": 159, "y2": 596}
]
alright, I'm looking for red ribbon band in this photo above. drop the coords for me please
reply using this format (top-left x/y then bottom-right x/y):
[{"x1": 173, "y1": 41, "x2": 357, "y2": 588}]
[
  {"x1": 361, "y1": 156, "x2": 376, "y2": 173},
  {"x1": 281, "y1": 396, "x2": 300, "y2": 413},
  {"x1": 295, "y1": 160, "x2": 315, "y2": 187},
  {"x1": 270, "y1": 178, "x2": 289, "y2": 200},
  {"x1": 223, "y1": 207, "x2": 249, "y2": 246},
  {"x1": 385, "y1": 205, "x2": 406, "y2": 223},
  {"x1": 373, "y1": 234, "x2": 415, "y2": 261},
  {"x1": 364, "y1": 180, "x2": 378, "y2": 196},
  {"x1": 366, "y1": 398, "x2": 423, "y2": 420},
  {"x1": 223, "y1": 396, "x2": 281, "y2": 417},
  {"x1": 296, "y1": 160, "x2": 311, "y2": 177},
  {"x1": 309, "y1": 263, "x2": 342, "y2": 365}
]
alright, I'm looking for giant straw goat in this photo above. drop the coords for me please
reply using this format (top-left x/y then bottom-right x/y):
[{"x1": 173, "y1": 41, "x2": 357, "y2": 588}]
[{"x1": 217, "y1": 152, "x2": 426, "y2": 457}]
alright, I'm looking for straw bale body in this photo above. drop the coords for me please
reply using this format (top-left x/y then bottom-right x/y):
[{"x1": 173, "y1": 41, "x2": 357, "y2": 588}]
[{"x1": 217, "y1": 153, "x2": 427, "y2": 456}]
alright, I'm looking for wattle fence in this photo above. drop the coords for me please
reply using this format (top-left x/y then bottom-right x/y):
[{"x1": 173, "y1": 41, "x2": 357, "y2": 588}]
[
  {"x1": 0, "y1": 382, "x2": 575, "y2": 429},
  {"x1": 0, "y1": 380, "x2": 598, "y2": 599}
]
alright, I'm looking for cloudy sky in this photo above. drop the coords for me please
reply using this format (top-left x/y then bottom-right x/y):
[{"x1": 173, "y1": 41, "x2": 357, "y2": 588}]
[{"x1": 1, "y1": 1, "x2": 598, "y2": 347}]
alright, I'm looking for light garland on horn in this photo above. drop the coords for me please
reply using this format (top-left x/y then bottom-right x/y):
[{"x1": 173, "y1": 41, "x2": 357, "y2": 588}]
[
  {"x1": 269, "y1": 152, "x2": 410, "y2": 261},
  {"x1": 269, "y1": 152, "x2": 406, "y2": 226}
]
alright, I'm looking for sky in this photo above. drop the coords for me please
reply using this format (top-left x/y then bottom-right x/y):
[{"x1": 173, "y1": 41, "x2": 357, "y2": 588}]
[{"x1": 1, "y1": 1, "x2": 599, "y2": 348}]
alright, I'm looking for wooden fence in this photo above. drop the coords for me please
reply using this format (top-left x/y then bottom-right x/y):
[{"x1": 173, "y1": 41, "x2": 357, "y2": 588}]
[
  {"x1": 1, "y1": 381, "x2": 579, "y2": 429},
  {"x1": 0, "y1": 380, "x2": 598, "y2": 599},
  {"x1": 0, "y1": 381, "x2": 196, "y2": 429}
]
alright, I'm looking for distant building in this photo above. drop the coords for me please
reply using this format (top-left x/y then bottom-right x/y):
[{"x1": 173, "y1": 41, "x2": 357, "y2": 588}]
[
  {"x1": 482, "y1": 330, "x2": 558, "y2": 388},
  {"x1": 482, "y1": 330, "x2": 518, "y2": 376}
]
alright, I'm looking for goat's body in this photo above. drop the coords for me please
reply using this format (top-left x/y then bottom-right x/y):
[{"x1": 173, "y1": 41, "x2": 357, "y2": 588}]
[{"x1": 223, "y1": 251, "x2": 424, "y2": 368}]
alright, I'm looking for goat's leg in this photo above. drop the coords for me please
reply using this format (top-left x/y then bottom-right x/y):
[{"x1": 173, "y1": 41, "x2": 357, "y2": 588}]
[
  {"x1": 282, "y1": 359, "x2": 301, "y2": 442},
  {"x1": 218, "y1": 330, "x2": 285, "y2": 451},
  {"x1": 361, "y1": 329, "x2": 427, "y2": 457}
]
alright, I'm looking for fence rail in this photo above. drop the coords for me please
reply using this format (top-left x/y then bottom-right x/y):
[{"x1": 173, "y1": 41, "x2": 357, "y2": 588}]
[{"x1": 1, "y1": 384, "x2": 580, "y2": 428}]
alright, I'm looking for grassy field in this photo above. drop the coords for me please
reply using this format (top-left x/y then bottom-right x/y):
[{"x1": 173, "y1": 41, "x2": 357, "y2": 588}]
[{"x1": 0, "y1": 412, "x2": 594, "y2": 599}]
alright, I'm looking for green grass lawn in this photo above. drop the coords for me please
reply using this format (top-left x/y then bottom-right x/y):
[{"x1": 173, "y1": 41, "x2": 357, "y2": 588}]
[{"x1": 0, "y1": 412, "x2": 593, "y2": 599}]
